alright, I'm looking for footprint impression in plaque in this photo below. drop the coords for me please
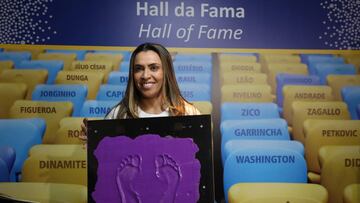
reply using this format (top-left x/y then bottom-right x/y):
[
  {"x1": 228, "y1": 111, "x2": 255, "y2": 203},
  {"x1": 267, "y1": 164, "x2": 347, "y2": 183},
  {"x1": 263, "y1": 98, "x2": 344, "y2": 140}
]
[{"x1": 92, "y1": 134, "x2": 201, "y2": 203}]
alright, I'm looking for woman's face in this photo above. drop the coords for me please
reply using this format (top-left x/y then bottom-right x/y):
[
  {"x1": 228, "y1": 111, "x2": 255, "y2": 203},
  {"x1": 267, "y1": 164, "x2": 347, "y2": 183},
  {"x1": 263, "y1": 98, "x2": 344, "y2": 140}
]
[{"x1": 133, "y1": 50, "x2": 164, "y2": 99}]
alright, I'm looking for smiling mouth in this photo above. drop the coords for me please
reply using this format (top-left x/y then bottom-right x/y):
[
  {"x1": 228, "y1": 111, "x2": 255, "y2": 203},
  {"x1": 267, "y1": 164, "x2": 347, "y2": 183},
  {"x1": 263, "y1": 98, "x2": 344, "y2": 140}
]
[{"x1": 141, "y1": 82, "x2": 156, "y2": 89}]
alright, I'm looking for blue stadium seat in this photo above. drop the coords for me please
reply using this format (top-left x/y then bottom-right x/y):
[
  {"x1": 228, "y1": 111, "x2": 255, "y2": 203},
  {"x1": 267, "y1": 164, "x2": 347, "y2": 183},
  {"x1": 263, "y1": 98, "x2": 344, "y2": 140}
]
[
  {"x1": 313, "y1": 64, "x2": 356, "y2": 84},
  {"x1": 307, "y1": 56, "x2": 344, "y2": 75},
  {"x1": 220, "y1": 119, "x2": 290, "y2": 163},
  {"x1": 107, "y1": 72, "x2": 129, "y2": 85},
  {"x1": 300, "y1": 54, "x2": 335, "y2": 64},
  {"x1": 174, "y1": 53, "x2": 212, "y2": 61},
  {"x1": 46, "y1": 49, "x2": 88, "y2": 60},
  {"x1": 0, "y1": 52, "x2": 31, "y2": 66},
  {"x1": 119, "y1": 61, "x2": 130, "y2": 73},
  {"x1": 0, "y1": 146, "x2": 16, "y2": 174},
  {"x1": 96, "y1": 84, "x2": 126, "y2": 101},
  {"x1": 223, "y1": 140, "x2": 304, "y2": 165},
  {"x1": 80, "y1": 100, "x2": 117, "y2": 117},
  {"x1": 276, "y1": 73, "x2": 321, "y2": 107},
  {"x1": 221, "y1": 103, "x2": 280, "y2": 122},
  {"x1": 179, "y1": 83, "x2": 211, "y2": 101},
  {"x1": 176, "y1": 73, "x2": 212, "y2": 85},
  {"x1": 0, "y1": 158, "x2": 9, "y2": 182},
  {"x1": 32, "y1": 84, "x2": 88, "y2": 117},
  {"x1": 223, "y1": 147, "x2": 307, "y2": 201},
  {"x1": 16, "y1": 60, "x2": 64, "y2": 84},
  {"x1": 341, "y1": 86, "x2": 360, "y2": 119},
  {"x1": 0, "y1": 118, "x2": 46, "y2": 181},
  {"x1": 173, "y1": 60, "x2": 212, "y2": 74},
  {"x1": 357, "y1": 104, "x2": 360, "y2": 119}
]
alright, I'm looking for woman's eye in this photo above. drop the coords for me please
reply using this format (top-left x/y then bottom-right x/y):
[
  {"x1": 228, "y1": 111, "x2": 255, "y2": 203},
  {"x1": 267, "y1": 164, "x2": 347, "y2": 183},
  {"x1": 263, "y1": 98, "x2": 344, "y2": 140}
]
[
  {"x1": 134, "y1": 66, "x2": 143, "y2": 72},
  {"x1": 150, "y1": 65, "x2": 159, "y2": 71}
]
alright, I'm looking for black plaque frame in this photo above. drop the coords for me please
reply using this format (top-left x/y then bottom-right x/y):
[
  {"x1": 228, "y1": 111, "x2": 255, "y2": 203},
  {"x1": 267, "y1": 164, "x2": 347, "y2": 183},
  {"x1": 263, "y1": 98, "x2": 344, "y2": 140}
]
[{"x1": 87, "y1": 115, "x2": 214, "y2": 203}]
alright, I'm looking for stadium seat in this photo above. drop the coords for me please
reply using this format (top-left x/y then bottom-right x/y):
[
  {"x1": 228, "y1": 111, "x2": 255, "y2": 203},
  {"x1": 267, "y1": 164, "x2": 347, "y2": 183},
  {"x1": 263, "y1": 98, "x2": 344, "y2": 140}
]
[
  {"x1": 46, "y1": 49, "x2": 88, "y2": 60},
  {"x1": 0, "y1": 146, "x2": 16, "y2": 174},
  {"x1": 341, "y1": 86, "x2": 360, "y2": 119},
  {"x1": 192, "y1": 101, "x2": 213, "y2": 114},
  {"x1": 4, "y1": 47, "x2": 44, "y2": 59},
  {"x1": 0, "y1": 83, "x2": 27, "y2": 118},
  {"x1": 221, "y1": 72, "x2": 267, "y2": 86},
  {"x1": 326, "y1": 75, "x2": 360, "y2": 100},
  {"x1": 304, "y1": 120, "x2": 360, "y2": 176},
  {"x1": 0, "y1": 69, "x2": 48, "y2": 99},
  {"x1": 276, "y1": 74, "x2": 320, "y2": 107},
  {"x1": 218, "y1": 53, "x2": 257, "y2": 64},
  {"x1": 16, "y1": 60, "x2": 64, "y2": 84},
  {"x1": 80, "y1": 100, "x2": 117, "y2": 117},
  {"x1": 70, "y1": 60, "x2": 113, "y2": 83},
  {"x1": 96, "y1": 84, "x2": 126, "y2": 101},
  {"x1": 0, "y1": 158, "x2": 9, "y2": 181},
  {"x1": 28, "y1": 144, "x2": 85, "y2": 157},
  {"x1": 300, "y1": 54, "x2": 334, "y2": 64},
  {"x1": 228, "y1": 183, "x2": 328, "y2": 203},
  {"x1": 291, "y1": 101, "x2": 350, "y2": 143},
  {"x1": 0, "y1": 182, "x2": 87, "y2": 203},
  {"x1": 55, "y1": 71, "x2": 104, "y2": 99},
  {"x1": 343, "y1": 184, "x2": 360, "y2": 203},
  {"x1": 37, "y1": 53, "x2": 77, "y2": 70},
  {"x1": 358, "y1": 104, "x2": 360, "y2": 119},
  {"x1": 306, "y1": 56, "x2": 345, "y2": 75},
  {"x1": 119, "y1": 60, "x2": 130, "y2": 72},
  {"x1": 176, "y1": 72, "x2": 212, "y2": 85},
  {"x1": 84, "y1": 53, "x2": 123, "y2": 71},
  {"x1": 312, "y1": 63, "x2": 356, "y2": 84},
  {"x1": 21, "y1": 149, "x2": 87, "y2": 185},
  {"x1": 260, "y1": 54, "x2": 301, "y2": 70},
  {"x1": 9, "y1": 100, "x2": 73, "y2": 144},
  {"x1": 93, "y1": 50, "x2": 131, "y2": 61},
  {"x1": 319, "y1": 145, "x2": 360, "y2": 203},
  {"x1": 222, "y1": 139, "x2": 303, "y2": 166},
  {"x1": 221, "y1": 102, "x2": 280, "y2": 122},
  {"x1": 173, "y1": 60, "x2": 212, "y2": 74},
  {"x1": 54, "y1": 119, "x2": 86, "y2": 144},
  {"x1": 179, "y1": 83, "x2": 211, "y2": 101},
  {"x1": 0, "y1": 61, "x2": 13, "y2": 74},
  {"x1": 107, "y1": 71, "x2": 129, "y2": 85},
  {"x1": 282, "y1": 85, "x2": 334, "y2": 125},
  {"x1": 223, "y1": 147, "x2": 307, "y2": 201},
  {"x1": 219, "y1": 62, "x2": 262, "y2": 76},
  {"x1": 0, "y1": 118, "x2": 45, "y2": 181},
  {"x1": 32, "y1": 84, "x2": 88, "y2": 116},
  {"x1": 221, "y1": 84, "x2": 273, "y2": 103},
  {"x1": 174, "y1": 53, "x2": 212, "y2": 61},
  {"x1": 0, "y1": 51, "x2": 31, "y2": 66}
]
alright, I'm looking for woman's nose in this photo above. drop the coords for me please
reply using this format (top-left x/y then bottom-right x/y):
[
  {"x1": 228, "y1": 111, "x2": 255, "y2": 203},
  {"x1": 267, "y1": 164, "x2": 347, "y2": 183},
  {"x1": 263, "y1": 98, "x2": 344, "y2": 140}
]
[{"x1": 141, "y1": 68, "x2": 151, "y2": 79}]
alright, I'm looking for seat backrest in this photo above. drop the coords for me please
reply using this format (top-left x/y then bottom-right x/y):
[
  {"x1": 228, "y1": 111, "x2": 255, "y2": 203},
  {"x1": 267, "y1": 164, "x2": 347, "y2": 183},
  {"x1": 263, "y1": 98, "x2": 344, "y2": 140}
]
[
  {"x1": 54, "y1": 120, "x2": 85, "y2": 144},
  {"x1": 228, "y1": 183, "x2": 328, "y2": 203},
  {"x1": 70, "y1": 60, "x2": 113, "y2": 83},
  {"x1": 0, "y1": 61, "x2": 14, "y2": 74},
  {"x1": 343, "y1": 184, "x2": 360, "y2": 203},
  {"x1": 0, "y1": 146, "x2": 16, "y2": 173},
  {"x1": 192, "y1": 101, "x2": 213, "y2": 114},
  {"x1": 29, "y1": 144, "x2": 85, "y2": 157},
  {"x1": 174, "y1": 53, "x2": 212, "y2": 61},
  {"x1": 223, "y1": 139, "x2": 303, "y2": 166},
  {"x1": 221, "y1": 72, "x2": 267, "y2": 86},
  {"x1": 55, "y1": 71, "x2": 104, "y2": 99},
  {"x1": 283, "y1": 85, "x2": 334, "y2": 126},
  {"x1": 223, "y1": 147, "x2": 307, "y2": 201},
  {"x1": 0, "y1": 83, "x2": 27, "y2": 118},
  {"x1": 16, "y1": 60, "x2": 64, "y2": 84},
  {"x1": 80, "y1": 100, "x2": 117, "y2": 117},
  {"x1": 276, "y1": 74, "x2": 320, "y2": 107},
  {"x1": 341, "y1": 86, "x2": 360, "y2": 119},
  {"x1": 9, "y1": 100, "x2": 73, "y2": 144},
  {"x1": 84, "y1": 53, "x2": 123, "y2": 71},
  {"x1": 219, "y1": 62, "x2": 262, "y2": 80},
  {"x1": 260, "y1": 54, "x2": 301, "y2": 69},
  {"x1": 179, "y1": 83, "x2": 211, "y2": 101},
  {"x1": 107, "y1": 71, "x2": 129, "y2": 85},
  {"x1": 0, "y1": 158, "x2": 9, "y2": 182},
  {"x1": 0, "y1": 51, "x2": 31, "y2": 66},
  {"x1": 313, "y1": 63, "x2": 356, "y2": 84},
  {"x1": 46, "y1": 49, "x2": 88, "y2": 60},
  {"x1": 320, "y1": 146, "x2": 360, "y2": 203},
  {"x1": 291, "y1": 101, "x2": 350, "y2": 143},
  {"x1": 0, "y1": 118, "x2": 45, "y2": 181},
  {"x1": 0, "y1": 69, "x2": 48, "y2": 99},
  {"x1": 303, "y1": 120, "x2": 360, "y2": 173},
  {"x1": 37, "y1": 53, "x2": 77, "y2": 71},
  {"x1": 176, "y1": 72, "x2": 212, "y2": 86},
  {"x1": 96, "y1": 84, "x2": 126, "y2": 101},
  {"x1": 326, "y1": 75, "x2": 360, "y2": 100},
  {"x1": 221, "y1": 84, "x2": 273, "y2": 103},
  {"x1": 307, "y1": 56, "x2": 344, "y2": 75},
  {"x1": 218, "y1": 53, "x2": 257, "y2": 64},
  {"x1": 221, "y1": 102, "x2": 280, "y2": 122},
  {"x1": 173, "y1": 60, "x2": 212, "y2": 75},
  {"x1": 4, "y1": 47, "x2": 44, "y2": 59},
  {"x1": 300, "y1": 54, "x2": 334, "y2": 64}
]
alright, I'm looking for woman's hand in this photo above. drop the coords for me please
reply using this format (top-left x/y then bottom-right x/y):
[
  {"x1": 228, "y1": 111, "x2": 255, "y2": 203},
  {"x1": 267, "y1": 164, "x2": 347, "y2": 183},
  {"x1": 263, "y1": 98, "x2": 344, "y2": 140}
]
[{"x1": 79, "y1": 118, "x2": 88, "y2": 149}]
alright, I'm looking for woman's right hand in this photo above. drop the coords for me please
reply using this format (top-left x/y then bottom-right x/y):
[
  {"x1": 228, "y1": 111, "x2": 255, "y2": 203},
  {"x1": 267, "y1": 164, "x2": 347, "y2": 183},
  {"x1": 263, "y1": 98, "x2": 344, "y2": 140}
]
[{"x1": 79, "y1": 118, "x2": 88, "y2": 148}]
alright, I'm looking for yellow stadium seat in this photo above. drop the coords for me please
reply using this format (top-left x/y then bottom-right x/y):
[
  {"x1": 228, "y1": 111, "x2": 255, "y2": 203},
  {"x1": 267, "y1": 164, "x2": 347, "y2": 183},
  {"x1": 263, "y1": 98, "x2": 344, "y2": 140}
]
[
  {"x1": 228, "y1": 183, "x2": 328, "y2": 203},
  {"x1": 320, "y1": 146, "x2": 360, "y2": 203},
  {"x1": 220, "y1": 62, "x2": 262, "y2": 74},
  {"x1": 291, "y1": 101, "x2": 350, "y2": 144},
  {"x1": 5, "y1": 47, "x2": 44, "y2": 59},
  {"x1": 0, "y1": 182, "x2": 87, "y2": 203},
  {"x1": 283, "y1": 85, "x2": 334, "y2": 126},
  {"x1": 0, "y1": 83, "x2": 27, "y2": 118},
  {"x1": 343, "y1": 184, "x2": 360, "y2": 203},
  {"x1": 260, "y1": 54, "x2": 301, "y2": 65},
  {"x1": 70, "y1": 60, "x2": 113, "y2": 83},
  {"x1": 55, "y1": 70, "x2": 104, "y2": 99},
  {"x1": 84, "y1": 53, "x2": 123, "y2": 71},
  {"x1": 221, "y1": 84, "x2": 273, "y2": 103},
  {"x1": 326, "y1": 75, "x2": 360, "y2": 100},
  {"x1": 29, "y1": 144, "x2": 85, "y2": 157},
  {"x1": 192, "y1": 101, "x2": 213, "y2": 114},
  {"x1": 54, "y1": 119, "x2": 85, "y2": 144},
  {"x1": 304, "y1": 121, "x2": 360, "y2": 183},
  {"x1": 221, "y1": 72, "x2": 268, "y2": 86},
  {"x1": 21, "y1": 149, "x2": 87, "y2": 185},
  {"x1": 37, "y1": 52, "x2": 77, "y2": 70},
  {"x1": 0, "y1": 69, "x2": 48, "y2": 99},
  {"x1": 267, "y1": 63, "x2": 308, "y2": 93},
  {"x1": 9, "y1": 100, "x2": 73, "y2": 144},
  {"x1": 218, "y1": 54, "x2": 257, "y2": 63},
  {"x1": 0, "y1": 61, "x2": 13, "y2": 74}
]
